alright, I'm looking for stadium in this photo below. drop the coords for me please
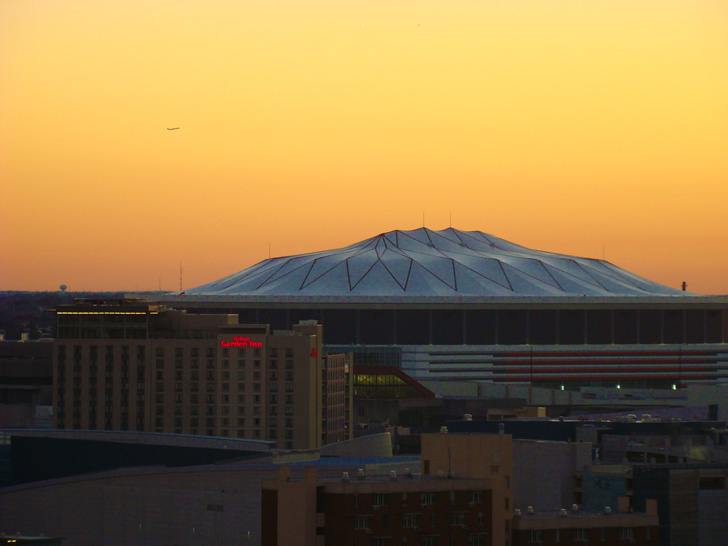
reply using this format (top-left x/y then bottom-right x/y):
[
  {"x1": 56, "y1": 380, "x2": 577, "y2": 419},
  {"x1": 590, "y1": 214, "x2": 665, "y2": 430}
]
[{"x1": 162, "y1": 228, "x2": 728, "y2": 390}]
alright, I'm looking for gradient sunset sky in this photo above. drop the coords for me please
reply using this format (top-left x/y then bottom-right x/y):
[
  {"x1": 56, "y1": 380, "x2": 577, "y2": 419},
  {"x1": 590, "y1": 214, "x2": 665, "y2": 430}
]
[{"x1": 2, "y1": 1, "x2": 727, "y2": 294}]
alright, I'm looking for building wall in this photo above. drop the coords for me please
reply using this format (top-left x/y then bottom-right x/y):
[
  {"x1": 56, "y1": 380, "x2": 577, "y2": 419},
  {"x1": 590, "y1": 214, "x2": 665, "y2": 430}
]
[
  {"x1": 699, "y1": 487, "x2": 728, "y2": 546},
  {"x1": 633, "y1": 464, "x2": 728, "y2": 546},
  {"x1": 169, "y1": 304, "x2": 728, "y2": 347},
  {"x1": 512, "y1": 440, "x2": 591, "y2": 512},
  {"x1": 421, "y1": 432, "x2": 513, "y2": 546}
]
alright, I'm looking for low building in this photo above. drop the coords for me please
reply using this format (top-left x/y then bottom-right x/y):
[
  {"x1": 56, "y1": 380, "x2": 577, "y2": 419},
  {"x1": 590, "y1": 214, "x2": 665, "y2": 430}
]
[{"x1": 262, "y1": 465, "x2": 494, "y2": 546}]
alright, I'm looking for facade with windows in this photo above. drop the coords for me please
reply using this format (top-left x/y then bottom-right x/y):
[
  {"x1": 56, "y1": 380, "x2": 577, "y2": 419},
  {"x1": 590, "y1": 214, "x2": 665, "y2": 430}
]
[
  {"x1": 53, "y1": 300, "x2": 352, "y2": 450},
  {"x1": 261, "y1": 466, "x2": 494, "y2": 546}
]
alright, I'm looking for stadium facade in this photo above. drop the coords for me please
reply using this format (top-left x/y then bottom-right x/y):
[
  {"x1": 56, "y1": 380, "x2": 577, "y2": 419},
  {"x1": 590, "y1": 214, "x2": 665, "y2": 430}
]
[{"x1": 162, "y1": 228, "x2": 728, "y2": 390}]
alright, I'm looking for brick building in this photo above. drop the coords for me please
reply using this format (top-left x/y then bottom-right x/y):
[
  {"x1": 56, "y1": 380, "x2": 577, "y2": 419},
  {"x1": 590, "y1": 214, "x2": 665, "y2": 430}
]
[{"x1": 262, "y1": 465, "x2": 494, "y2": 546}]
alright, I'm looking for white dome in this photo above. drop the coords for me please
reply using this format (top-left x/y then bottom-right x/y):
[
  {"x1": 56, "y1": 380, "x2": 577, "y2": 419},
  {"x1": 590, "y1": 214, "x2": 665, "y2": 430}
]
[{"x1": 185, "y1": 228, "x2": 685, "y2": 298}]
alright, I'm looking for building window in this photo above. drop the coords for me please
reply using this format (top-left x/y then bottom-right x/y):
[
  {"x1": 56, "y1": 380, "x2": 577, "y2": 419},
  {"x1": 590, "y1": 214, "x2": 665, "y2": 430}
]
[
  {"x1": 468, "y1": 490, "x2": 484, "y2": 504},
  {"x1": 527, "y1": 530, "x2": 543, "y2": 544},
  {"x1": 619, "y1": 528, "x2": 633, "y2": 541},
  {"x1": 468, "y1": 534, "x2": 486, "y2": 546},
  {"x1": 353, "y1": 515, "x2": 371, "y2": 530},
  {"x1": 372, "y1": 538, "x2": 389, "y2": 546},
  {"x1": 373, "y1": 493, "x2": 388, "y2": 508},
  {"x1": 421, "y1": 492, "x2": 436, "y2": 506},
  {"x1": 573, "y1": 529, "x2": 587, "y2": 542},
  {"x1": 402, "y1": 514, "x2": 420, "y2": 529},
  {"x1": 450, "y1": 512, "x2": 466, "y2": 526}
]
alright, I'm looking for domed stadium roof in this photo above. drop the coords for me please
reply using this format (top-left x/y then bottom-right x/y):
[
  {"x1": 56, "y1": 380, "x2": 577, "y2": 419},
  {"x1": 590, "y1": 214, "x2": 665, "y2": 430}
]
[{"x1": 183, "y1": 228, "x2": 687, "y2": 299}]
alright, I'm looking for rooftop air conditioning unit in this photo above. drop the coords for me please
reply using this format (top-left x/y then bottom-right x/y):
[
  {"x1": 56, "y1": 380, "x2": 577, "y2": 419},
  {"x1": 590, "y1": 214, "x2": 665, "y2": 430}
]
[{"x1": 560, "y1": 509, "x2": 568, "y2": 517}]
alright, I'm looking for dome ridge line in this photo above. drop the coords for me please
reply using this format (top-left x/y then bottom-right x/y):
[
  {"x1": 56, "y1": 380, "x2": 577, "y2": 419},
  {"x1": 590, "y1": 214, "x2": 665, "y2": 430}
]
[
  {"x1": 451, "y1": 260, "x2": 512, "y2": 291},
  {"x1": 255, "y1": 257, "x2": 295, "y2": 290}
]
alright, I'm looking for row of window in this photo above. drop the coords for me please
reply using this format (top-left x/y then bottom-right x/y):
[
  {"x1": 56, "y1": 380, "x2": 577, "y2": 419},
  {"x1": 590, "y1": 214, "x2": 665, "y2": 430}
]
[
  {"x1": 351, "y1": 534, "x2": 486, "y2": 546},
  {"x1": 356, "y1": 491, "x2": 485, "y2": 509},
  {"x1": 527, "y1": 526, "x2": 645, "y2": 543},
  {"x1": 355, "y1": 511, "x2": 485, "y2": 531}
]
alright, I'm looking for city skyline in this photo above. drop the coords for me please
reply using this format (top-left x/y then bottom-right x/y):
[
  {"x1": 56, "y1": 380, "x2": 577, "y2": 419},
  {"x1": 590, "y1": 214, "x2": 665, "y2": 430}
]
[{"x1": 2, "y1": 1, "x2": 727, "y2": 294}]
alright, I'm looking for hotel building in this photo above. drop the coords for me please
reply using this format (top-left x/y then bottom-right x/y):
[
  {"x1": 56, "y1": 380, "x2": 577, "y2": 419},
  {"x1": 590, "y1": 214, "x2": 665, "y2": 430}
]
[{"x1": 53, "y1": 300, "x2": 352, "y2": 450}]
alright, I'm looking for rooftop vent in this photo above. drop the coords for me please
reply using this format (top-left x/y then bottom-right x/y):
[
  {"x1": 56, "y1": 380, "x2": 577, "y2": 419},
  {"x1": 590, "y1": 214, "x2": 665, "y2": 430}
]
[
  {"x1": 514, "y1": 509, "x2": 522, "y2": 517},
  {"x1": 560, "y1": 509, "x2": 568, "y2": 517},
  {"x1": 527, "y1": 506, "x2": 534, "y2": 515},
  {"x1": 341, "y1": 472, "x2": 350, "y2": 482},
  {"x1": 357, "y1": 468, "x2": 365, "y2": 480},
  {"x1": 571, "y1": 504, "x2": 580, "y2": 512},
  {"x1": 440, "y1": 426, "x2": 448, "y2": 434},
  {"x1": 389, "y1": 471, "x2": 397, "y2": 481},
  {"x1": 604, "y1": 506, "x2": 612, "y2": 515},
  {"x1": 463, "y1": 414, "x2": 473, "y2": 421},
  {"x1": 404, "y1": 468, "x2": 413, "y2": 479}
]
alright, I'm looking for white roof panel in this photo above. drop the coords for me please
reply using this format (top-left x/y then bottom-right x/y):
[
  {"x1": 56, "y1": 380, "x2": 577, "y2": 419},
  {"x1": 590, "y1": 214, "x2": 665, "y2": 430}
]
[{"x1": 183, "y1": 228, "x2": 690, "y2": 298}]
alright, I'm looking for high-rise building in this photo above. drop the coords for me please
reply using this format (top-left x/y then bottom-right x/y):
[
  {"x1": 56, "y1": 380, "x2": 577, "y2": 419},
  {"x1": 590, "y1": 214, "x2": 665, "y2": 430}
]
[{"x1": 53, "y1": 300, "x2": 352, "y2": 450}]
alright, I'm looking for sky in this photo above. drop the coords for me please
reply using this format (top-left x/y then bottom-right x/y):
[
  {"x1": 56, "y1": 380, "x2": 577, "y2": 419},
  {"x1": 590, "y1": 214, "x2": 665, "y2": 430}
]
[{"x1": 2, "y1": 1, "x2": 727, "y2": 295}]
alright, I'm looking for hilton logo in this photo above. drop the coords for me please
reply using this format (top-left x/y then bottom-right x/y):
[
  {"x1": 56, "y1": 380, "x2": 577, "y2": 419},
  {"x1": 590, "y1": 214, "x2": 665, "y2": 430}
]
[{"x1": 220, "y1": 336, "x2": 263, "y2": 348}]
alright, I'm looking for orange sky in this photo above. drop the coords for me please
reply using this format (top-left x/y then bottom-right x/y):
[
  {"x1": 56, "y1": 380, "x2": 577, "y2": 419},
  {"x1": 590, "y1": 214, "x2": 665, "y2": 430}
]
[{"x1": 2, "y1": 1, "x2": 727, "y2": 294}]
